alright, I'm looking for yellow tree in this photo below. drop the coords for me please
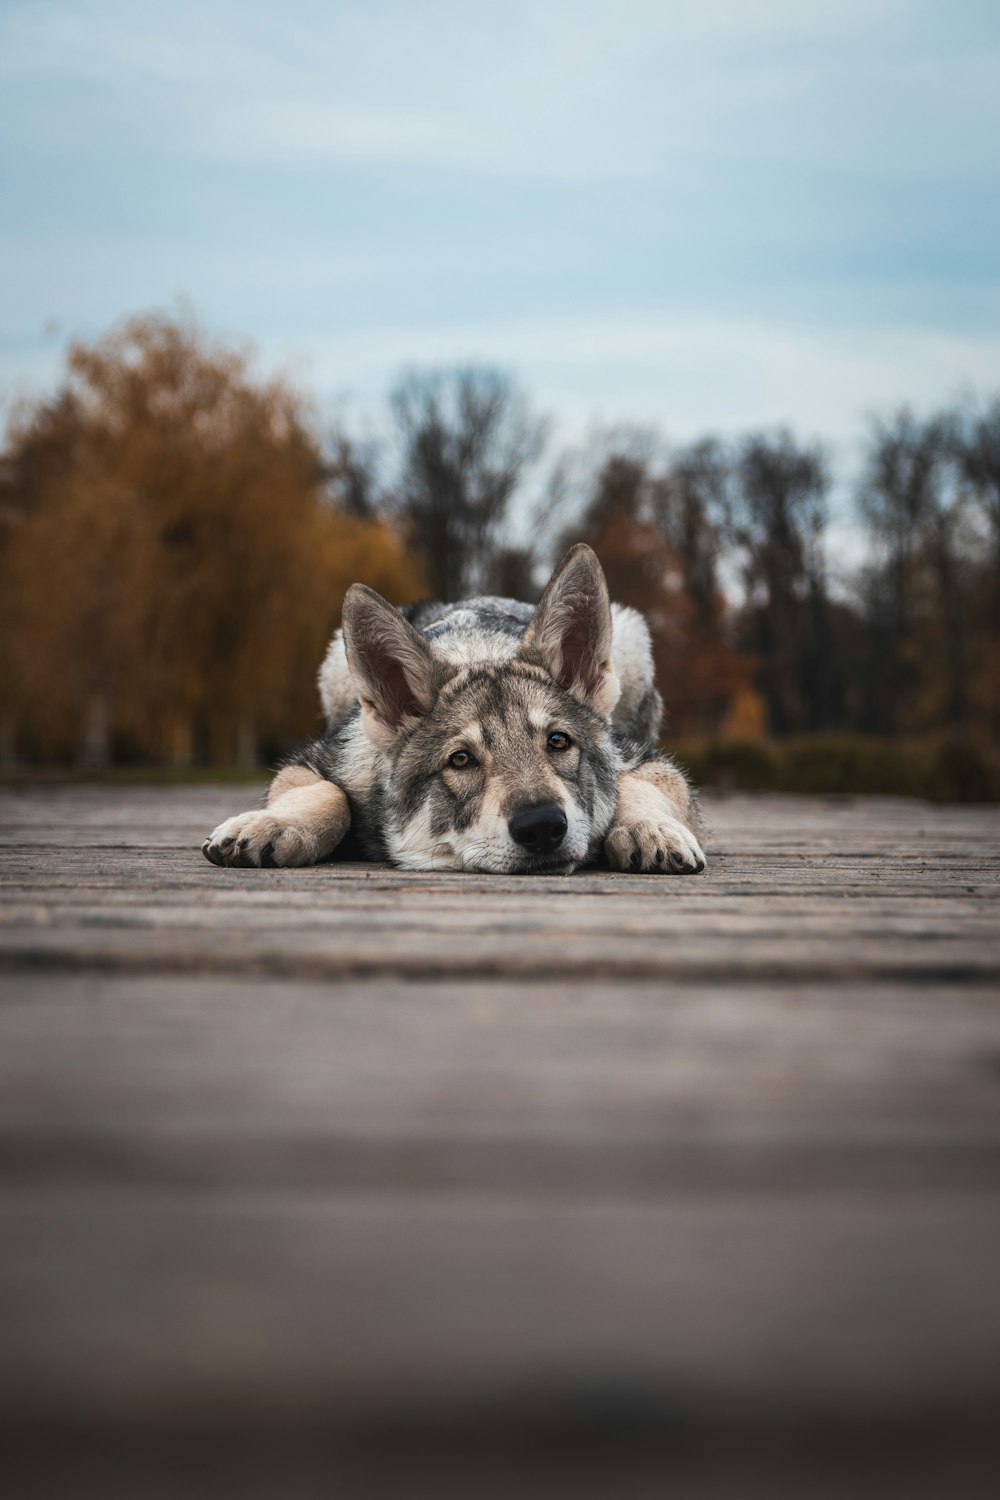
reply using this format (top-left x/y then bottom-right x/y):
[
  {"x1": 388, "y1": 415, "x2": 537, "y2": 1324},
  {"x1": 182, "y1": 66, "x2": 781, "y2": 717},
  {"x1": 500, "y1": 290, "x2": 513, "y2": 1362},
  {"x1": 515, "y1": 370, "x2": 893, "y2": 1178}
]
[{"x1": 0, "y1": 313, "x2": 423, "y2": 765}]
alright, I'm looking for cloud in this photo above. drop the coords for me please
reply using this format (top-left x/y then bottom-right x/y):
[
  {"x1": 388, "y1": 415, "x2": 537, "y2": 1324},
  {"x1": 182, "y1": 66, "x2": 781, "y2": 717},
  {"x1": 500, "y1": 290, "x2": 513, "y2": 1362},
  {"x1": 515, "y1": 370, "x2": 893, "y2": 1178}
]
[
  {"x1": 1, "y1": 0, "x2": 998, "y2": 489},
  {"x1": 209, "y1": 102, "x2": 459, "y2": 166},
  {"x1": 4, "y1": 0, "x2": 998, "y2": 182}
]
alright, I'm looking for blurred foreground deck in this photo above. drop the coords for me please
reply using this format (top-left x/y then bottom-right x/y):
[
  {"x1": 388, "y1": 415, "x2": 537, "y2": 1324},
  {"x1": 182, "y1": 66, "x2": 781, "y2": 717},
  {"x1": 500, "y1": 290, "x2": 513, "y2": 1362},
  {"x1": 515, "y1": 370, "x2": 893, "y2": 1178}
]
[{"x1": 1, "y1": 785, "x2": 999, "y2": 1497}]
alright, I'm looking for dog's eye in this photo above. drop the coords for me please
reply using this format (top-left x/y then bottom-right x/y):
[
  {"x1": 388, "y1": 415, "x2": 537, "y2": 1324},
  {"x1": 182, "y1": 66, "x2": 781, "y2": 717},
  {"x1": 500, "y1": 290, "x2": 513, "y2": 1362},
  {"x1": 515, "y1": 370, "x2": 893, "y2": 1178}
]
[
  {"x1": 547, "y1": 731, "x2": 572, "y2": 752},
  {"x1": 447, "y1": 749, "x2": 476, "y2": 770}
]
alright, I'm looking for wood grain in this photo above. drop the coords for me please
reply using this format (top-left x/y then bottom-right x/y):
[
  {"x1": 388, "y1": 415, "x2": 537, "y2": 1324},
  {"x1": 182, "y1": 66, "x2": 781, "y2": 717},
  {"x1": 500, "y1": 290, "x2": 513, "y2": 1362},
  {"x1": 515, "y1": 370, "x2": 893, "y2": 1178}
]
[{"x1": 1, "y1": 785, "x2": 999, "y2": 1495}]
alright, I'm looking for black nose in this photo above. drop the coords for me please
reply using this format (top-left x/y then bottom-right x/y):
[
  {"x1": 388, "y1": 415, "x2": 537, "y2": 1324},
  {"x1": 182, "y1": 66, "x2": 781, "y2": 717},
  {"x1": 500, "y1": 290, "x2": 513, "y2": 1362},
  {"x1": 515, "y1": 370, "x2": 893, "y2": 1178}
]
[{"x1": 508, "y1": 802, "x2": 568, "y2": 853}]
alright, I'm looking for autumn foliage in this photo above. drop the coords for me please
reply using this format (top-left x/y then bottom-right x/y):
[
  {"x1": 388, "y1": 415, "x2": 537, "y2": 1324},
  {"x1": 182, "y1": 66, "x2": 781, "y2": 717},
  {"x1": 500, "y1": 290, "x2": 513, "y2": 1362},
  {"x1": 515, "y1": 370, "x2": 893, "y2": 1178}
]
[
  {"x1": 0, "y1": 315, "x2": 422, "y2": 764},
  {"x1": 2, "y1": 311, "x2": 1000, "y2": 773},
  {"x1": 568, "y1": 516, "x2": 747, "y2": 739}
]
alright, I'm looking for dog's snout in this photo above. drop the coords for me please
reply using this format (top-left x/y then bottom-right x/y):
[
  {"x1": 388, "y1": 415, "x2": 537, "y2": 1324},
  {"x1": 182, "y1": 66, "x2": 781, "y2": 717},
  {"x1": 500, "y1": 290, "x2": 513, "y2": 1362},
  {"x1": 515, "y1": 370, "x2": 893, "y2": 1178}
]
[{"x1": 508, "y1": 802, "x2": 568, "y2": 853}]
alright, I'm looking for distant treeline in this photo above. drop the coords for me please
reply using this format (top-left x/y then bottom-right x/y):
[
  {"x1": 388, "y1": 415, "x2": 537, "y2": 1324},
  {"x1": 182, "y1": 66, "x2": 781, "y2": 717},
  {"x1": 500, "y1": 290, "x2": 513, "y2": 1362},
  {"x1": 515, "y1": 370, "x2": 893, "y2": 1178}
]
[{"x1": 1, "y1": 311, "x2": 998, "y2": 780}]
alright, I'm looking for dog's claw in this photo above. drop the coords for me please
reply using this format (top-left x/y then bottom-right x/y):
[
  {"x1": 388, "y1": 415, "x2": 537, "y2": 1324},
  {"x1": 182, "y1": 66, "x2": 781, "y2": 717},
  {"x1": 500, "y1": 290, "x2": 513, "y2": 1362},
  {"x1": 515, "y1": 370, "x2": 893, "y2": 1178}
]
[
  {"x1": 202, "y1": 810, "x2": 318, "y2": 868},
  {"x1": 604, "y1": 817, "x2": 706, "y2": 876}
]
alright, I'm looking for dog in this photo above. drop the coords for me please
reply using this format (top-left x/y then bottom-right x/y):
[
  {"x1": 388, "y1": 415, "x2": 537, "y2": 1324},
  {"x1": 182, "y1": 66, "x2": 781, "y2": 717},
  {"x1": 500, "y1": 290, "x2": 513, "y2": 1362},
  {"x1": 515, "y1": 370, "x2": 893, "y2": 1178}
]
[{"x1": 202, "y1": 543, "x2": 706, "y2": 875}]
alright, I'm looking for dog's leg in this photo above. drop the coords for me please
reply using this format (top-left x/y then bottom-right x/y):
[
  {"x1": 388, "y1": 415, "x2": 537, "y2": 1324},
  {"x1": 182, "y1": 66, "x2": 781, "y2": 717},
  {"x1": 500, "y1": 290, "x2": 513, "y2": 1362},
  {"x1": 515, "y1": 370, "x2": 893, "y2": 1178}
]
[
  {"x1": 604, "y1": 758, "x2": 706, "y2": 875},
  {"x1": 202, "y1": 766, "x2": 350, "y2": 868}
]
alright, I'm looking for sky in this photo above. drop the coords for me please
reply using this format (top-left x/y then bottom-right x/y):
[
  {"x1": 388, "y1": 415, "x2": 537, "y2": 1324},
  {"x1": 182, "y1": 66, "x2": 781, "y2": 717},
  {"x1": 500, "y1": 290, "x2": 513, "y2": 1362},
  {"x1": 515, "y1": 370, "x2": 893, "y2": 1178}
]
[{"x1": 2, "y1": 0, "x2": 999, "y2": 549}]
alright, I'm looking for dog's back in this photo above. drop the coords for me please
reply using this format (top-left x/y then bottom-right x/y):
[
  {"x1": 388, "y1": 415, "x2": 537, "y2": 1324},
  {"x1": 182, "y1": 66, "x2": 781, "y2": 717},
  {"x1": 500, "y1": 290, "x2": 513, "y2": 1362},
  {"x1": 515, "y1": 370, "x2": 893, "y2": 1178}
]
[{"x1": 318, "y1": 593, "x2": 664, "y2": 744}]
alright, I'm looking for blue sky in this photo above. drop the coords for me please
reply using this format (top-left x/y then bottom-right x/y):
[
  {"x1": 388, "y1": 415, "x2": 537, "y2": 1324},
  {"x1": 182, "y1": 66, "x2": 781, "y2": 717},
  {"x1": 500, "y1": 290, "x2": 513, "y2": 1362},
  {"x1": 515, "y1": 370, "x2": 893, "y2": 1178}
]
[{"x1": 2, "y1": 0, "x2": 999, "y2": 505}]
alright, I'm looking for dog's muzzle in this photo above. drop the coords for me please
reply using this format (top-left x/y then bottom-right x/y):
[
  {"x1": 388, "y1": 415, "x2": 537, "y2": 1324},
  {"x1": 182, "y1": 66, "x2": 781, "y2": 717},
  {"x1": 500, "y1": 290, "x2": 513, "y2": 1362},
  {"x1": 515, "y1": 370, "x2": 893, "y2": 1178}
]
[{"x1": 508, "y1": 802, "x2": 568, "y2": 854}]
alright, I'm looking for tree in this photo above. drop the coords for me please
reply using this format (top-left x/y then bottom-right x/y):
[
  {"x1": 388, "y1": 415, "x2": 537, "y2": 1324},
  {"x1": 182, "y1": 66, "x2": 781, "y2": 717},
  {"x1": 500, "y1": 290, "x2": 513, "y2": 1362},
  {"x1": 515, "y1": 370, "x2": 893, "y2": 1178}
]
[
  {"x1": 0, "y1": 313, "x2": 423, "y2": 765},
  {"x1": 387, "y1": 367, "x2": 546, "y2": 600},
  {"x1": 654, "y1": 437, "x2": 729, "y2": 629},
  {"x1": 730, "y1": 431, "x2": 836, "y2": 733},
  {"x1": 546, "y1": 430, "x2": 749, "y2": 737},
  {"x1": 950, "y1": 398, "x2": 1000, "y2": 727},
  {"x1": 857, "y1": 409, "x2": 973, "y2": 730},
  {"x1": 953, "y1": 397, "x2": 1000, "y2": 577},
  {"x1": 323, "y1": 430, "x2": 382, "y2": 521}
]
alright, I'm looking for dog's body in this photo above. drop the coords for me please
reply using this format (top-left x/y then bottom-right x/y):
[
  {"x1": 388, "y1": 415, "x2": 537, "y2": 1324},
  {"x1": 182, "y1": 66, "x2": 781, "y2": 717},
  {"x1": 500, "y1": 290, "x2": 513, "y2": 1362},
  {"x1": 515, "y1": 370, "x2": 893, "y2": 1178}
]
[{"x1": 203, "y1": 545, "x2": 706, "y2": 875}]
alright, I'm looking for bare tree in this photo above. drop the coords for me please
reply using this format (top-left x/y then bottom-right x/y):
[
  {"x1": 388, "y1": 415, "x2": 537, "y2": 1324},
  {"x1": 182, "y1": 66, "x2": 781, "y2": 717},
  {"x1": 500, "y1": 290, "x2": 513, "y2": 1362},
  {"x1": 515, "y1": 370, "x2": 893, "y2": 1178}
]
[
  {"x1": 387, "y1": 368, "x2": 546, "y2": 600},
  {"x1": 324, "y1": 431, "x2": 381, "y2": 520},
  {"x1": 858, "y1": 409, "x2": 970, "y2": 728},
  {"x1": 539, "y1": 428, "x2": 749, "y2": 736},
  {"x1": 654, "y1": 437, "x2": 730, "y2": 628},
  {"x1": 730, "y1": 431, "x2": 833, "y2": 733},
  {"x1": 860, "y1": 410, "x2": 941, "y2": 598},
  {"x1": 953, "y1": 397, "x2": 1000, "y2": 613},
  {"x1": 535, "y1": 424, "x2": 653, "y2": 555}
]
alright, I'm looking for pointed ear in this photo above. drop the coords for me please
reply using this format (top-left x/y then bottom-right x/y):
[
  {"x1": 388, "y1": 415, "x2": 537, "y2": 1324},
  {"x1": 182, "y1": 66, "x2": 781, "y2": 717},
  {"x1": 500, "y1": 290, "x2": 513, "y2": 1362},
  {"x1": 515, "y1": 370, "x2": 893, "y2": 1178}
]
[
  {"x1": 341, "y1": 586, "x2": 439, "y2": 746},
  {"x1": 520, "y1": 543, "x2": 620, "y2": 717}
]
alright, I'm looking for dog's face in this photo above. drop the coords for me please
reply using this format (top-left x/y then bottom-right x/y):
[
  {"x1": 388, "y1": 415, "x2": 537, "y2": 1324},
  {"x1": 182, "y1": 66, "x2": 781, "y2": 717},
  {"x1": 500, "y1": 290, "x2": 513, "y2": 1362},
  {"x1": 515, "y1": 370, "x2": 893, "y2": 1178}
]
[
  {"x1": 385, "y1": 660, "x2": 620, "y2": 871},
  {"x1": 342, "y1": 545, "x2": 623, "y2": 873}
]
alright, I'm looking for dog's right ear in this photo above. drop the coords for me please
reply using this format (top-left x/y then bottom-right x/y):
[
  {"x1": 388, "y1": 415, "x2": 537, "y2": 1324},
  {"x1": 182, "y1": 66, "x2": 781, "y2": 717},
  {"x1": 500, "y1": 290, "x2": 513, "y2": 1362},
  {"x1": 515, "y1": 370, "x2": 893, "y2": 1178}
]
[{"x1": 341, "y1": 586, "x2": 439, "y2": 747}]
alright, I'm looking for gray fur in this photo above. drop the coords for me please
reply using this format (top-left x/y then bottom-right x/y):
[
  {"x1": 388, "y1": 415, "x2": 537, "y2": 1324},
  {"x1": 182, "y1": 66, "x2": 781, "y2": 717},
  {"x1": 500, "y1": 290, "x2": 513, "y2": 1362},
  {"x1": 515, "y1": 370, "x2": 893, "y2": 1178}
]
[
  {"x1": 319, "y1": 596, "x2": 663, "y2": 742},
  {"x1": 203, "y1": 544, "x2": 705, "y2": 876}
]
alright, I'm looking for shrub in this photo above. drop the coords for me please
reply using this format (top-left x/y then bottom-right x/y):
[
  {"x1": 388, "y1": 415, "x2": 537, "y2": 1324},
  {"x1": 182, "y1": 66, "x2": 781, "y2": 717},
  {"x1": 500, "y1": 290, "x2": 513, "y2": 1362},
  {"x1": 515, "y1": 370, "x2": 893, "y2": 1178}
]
[
  {"x1": 780, "y1": 738, "x2": 928, "y2": 797},
  {"x1": 667, "y1": 740, "x2": 778, "y2": 791},
  {"x1": 926, "y1": 737, "x2": 1000, "y2": 803},
  {"x1": 665, "y1": 736, "x2": 1000, "y2": 802}
]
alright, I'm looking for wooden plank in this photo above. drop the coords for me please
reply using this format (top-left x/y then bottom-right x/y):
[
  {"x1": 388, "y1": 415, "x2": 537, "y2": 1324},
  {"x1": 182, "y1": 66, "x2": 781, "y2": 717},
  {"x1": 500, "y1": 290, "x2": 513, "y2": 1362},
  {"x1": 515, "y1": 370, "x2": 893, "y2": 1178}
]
[
  {"x1": 1, "y1": 923, "x2": 997, "y2": 984},
  {"x1": 3, "y1": 1186, "x2": 999, "y2": 1428},
  {"x1": 1, "y1": 974, "x2": 999, "y2": 1195},
  {"x1": 0, "y1": 785, "x2": 999, "y2": 1493},
  {"x1": 1, "y1": 868, "x2": 996, "y2": 1000},
  {"x1": 1, "y1": 785, "x2": 998, "y2": 984}
]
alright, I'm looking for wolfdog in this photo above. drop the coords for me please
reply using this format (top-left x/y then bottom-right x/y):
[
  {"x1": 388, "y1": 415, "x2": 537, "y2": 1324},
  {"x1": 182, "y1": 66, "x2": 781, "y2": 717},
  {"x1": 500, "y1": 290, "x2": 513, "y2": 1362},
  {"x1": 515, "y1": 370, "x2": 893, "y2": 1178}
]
[{"x1": 202, "y1": 544, "x2": 706, "y2": 875}]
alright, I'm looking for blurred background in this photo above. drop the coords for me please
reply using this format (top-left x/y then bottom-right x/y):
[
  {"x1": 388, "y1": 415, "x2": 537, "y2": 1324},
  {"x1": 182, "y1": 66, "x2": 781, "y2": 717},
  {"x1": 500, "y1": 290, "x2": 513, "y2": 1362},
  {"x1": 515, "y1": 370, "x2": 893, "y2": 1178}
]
[{"x1": 2, "y1": 0, "x2": 999, "y2": 796}]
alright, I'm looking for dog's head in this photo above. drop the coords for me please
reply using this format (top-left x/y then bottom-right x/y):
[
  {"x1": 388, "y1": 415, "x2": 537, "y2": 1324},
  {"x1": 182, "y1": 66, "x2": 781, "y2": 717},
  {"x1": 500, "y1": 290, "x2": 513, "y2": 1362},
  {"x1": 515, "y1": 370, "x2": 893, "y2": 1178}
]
[{"x1": 341, "y1": 544, "x2": 622, "y2": 872}]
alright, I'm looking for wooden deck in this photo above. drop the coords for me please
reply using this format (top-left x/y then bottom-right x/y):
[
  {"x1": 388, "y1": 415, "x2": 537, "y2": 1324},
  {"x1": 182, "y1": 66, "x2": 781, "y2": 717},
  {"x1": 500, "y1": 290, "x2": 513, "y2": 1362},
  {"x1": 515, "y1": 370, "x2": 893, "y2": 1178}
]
[{"x1": 2, "y1": 784, "x2": 999, "y2": 1496}]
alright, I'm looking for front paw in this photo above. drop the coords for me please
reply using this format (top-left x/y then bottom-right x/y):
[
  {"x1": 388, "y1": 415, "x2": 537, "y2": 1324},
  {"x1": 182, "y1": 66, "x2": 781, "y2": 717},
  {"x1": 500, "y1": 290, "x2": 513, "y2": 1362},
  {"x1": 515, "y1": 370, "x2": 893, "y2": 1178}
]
[
  {"x1": 202, "y1": 810, "x2": 318, "y2": 868},
  {"x1": 604, "y1": 815, "x2": 706, "y2": 874}
]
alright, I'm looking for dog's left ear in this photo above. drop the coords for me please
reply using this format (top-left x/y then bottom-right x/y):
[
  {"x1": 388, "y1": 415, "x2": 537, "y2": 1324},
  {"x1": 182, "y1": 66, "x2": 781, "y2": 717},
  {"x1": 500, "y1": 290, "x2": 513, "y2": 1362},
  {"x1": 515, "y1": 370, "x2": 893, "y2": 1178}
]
[{"x1": 520, "y1": 543, "x2": 620, "y2": 717}]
